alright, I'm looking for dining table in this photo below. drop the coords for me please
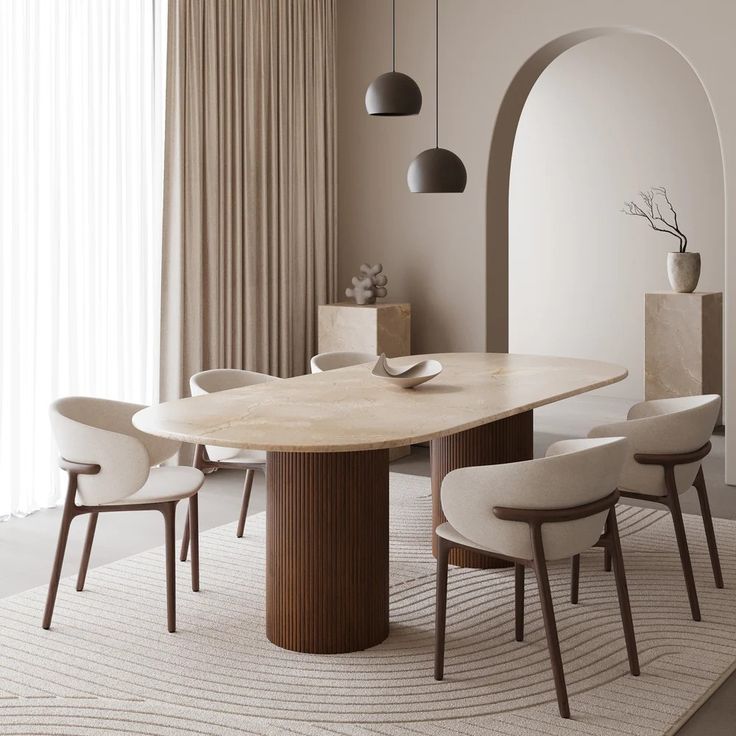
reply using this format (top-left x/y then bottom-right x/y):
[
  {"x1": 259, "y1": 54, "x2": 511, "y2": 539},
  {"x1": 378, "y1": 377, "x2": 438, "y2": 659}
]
[{"x1": 133, "y1": 352, "x2": 627, "y2": 654}]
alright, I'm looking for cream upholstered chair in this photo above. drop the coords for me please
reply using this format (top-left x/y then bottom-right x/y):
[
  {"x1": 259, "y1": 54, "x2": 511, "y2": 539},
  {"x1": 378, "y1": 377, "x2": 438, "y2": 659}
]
[
  {"x1": 46, "y1": 397, "x2": 204, "y2": 633},
  {"x1": 179, "y1": 369, "x2": 281, "y2": 562},
  {"x1": 435, "y1": 437, "x2": 639, "y2": 719},
  {"x1": 309, "y1": 351, "x2": 377, "y2": 373},
  {"x1": 588, "y1": 395, "x2": 722, "y2": 621}
]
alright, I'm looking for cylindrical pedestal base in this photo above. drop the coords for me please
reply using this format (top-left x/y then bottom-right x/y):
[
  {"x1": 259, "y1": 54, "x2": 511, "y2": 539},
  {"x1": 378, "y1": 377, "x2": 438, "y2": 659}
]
[
  {"x1": 431, "y1": 411, "x2": 534, "y2": 569},
  {"x1": 266, "y1": 449, "x2": 390, "y2": 653}
]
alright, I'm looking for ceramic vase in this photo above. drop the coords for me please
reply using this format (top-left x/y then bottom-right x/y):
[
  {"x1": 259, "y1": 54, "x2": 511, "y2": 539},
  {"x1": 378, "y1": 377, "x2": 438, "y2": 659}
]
[{"x1": 667, "y1": 252, "x2": 701, "y2": 293}]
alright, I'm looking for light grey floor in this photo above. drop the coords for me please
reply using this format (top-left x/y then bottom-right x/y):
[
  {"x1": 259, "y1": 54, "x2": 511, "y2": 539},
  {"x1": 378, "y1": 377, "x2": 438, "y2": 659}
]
[{"x1": 1, "y1": 394, "x2": 734, "y2": 733}]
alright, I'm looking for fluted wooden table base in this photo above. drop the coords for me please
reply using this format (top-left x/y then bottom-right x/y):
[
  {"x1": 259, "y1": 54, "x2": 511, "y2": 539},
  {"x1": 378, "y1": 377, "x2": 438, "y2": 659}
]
[
  {"x1": 266, "y1": 449, "x2": 390, "y2": 654},
  {"x1": 431, "y1": 411, "x2": 534, "y2": 569}
]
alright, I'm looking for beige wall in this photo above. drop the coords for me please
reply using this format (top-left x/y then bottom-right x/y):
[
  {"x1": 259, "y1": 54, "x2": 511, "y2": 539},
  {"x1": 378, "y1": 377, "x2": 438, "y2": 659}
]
[
  {"x1": 337, "y1": 0, "x2": 736, "y2": 479},
  {"x1": 508, "y1": 34, "x2": 724, "y2": 399}
]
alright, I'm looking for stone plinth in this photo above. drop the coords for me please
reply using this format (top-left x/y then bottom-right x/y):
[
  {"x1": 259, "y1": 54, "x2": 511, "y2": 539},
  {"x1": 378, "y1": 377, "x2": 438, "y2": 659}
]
[
  {"x1": 645, "y1": 292, "x2": 723, "y2": 422},
  {"x1": 318, "y1": 302, "x2": 410, "y2": 357}
]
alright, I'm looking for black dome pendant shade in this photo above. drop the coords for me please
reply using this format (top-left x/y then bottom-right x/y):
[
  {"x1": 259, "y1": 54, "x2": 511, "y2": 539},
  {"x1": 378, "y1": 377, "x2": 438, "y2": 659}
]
[
  {"x1": 365, "y1": 1, "x2": 422, "y2": 116},
  {"x1": 407, "y1": 0, "x2": 466, "y2": 193},
  {"x1": 366, "y1": 72, "x2": 422, "y2": 116},
  {"x1": 408, "y1": 147, "x2": 467, "y2": 193}
]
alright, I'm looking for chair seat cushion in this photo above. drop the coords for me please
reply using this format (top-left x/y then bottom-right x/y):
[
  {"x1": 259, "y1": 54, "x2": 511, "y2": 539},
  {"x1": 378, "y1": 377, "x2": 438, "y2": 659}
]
[
  {"x1": 617, "y1": 462, "x2": 698, "y2": 498},
  {"x1": 436, "y1": 522, "x2": 497, "y2": 554},
  {"x1": 205, "y1": 445, "x2": 267, "y2": 465},
  {"x1": 220, "y1": 449, "x2": 267, "y2": 466},
  {"x1": 103, "y1": 466, "x2": 204, "y2": 506}
]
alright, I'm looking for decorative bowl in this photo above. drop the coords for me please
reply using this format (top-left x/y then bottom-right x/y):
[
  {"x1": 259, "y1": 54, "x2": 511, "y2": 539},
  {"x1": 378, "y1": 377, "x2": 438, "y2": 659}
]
[{"x1": 371, "y1": 354, "x2": 443, "y2": 389}]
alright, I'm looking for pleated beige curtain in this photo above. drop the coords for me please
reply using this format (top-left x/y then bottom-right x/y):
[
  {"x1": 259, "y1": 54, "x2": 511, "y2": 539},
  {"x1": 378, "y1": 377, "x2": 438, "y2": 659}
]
[{"x1": 161, "y1": 0, "x2": 337, "y2": 401}]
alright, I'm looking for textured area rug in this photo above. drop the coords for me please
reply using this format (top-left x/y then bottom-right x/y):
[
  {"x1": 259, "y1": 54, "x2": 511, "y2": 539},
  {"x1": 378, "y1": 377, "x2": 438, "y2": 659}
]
[{"x1": 2, "y1": 473, "x2": 736, "y2": 735}]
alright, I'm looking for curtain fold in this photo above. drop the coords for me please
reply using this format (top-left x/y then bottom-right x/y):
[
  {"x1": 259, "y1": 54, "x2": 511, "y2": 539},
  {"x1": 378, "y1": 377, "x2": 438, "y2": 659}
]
[
  {"x1": 161, "y1": 0, "x2": 337, "y2": 401},
  {"x1": 0, "y1": 0, "x2": 166, "y2": 519}
]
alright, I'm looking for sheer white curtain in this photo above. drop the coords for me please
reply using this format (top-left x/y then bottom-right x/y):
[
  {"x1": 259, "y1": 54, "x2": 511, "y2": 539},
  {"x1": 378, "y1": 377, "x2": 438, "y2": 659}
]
[{"x1": 0, "y1": 0, "x2": 167, "y2": 519}]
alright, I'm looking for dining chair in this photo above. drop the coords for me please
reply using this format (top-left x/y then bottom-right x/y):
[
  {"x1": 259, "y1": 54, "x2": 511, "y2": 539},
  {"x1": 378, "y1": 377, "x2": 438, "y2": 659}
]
[
  {"x1": 435, "y1": 436, "x2": 639, "y2": 719},
  {"x1": 309, "y1": 351, "x2": 377, "y2": 373},
  {"x1": 46, "y1": 397, "x2": 204, "y2": 633},
  {"x1": 587, "y1": 394, "x2": 722, "y2": 621},
  {"x1": 179, "y1": 368, "x2": 280, "y2": 562}
]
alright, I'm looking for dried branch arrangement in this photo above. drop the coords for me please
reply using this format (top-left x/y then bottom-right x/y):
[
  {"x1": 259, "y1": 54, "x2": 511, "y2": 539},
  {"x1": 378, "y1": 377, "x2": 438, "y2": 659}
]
[{"x1": 622, "y1": 187, "x2": 688, "y2": 253}]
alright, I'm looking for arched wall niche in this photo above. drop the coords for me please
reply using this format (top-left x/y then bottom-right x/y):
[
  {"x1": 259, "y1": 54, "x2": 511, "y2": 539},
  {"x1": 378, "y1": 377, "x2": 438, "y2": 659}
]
[{"x1": 484, "y1": 27, "x2": 726, "y2": 359}]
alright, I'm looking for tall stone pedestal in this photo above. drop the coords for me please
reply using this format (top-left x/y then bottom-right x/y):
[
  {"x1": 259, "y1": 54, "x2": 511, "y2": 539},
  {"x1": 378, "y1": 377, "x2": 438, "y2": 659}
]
[{"x1": 645, "y1": 292, "x2": 723, "y2": 424}]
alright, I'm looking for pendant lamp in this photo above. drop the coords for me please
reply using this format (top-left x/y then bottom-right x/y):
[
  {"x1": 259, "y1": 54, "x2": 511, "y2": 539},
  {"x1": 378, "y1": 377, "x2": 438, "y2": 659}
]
[
  {"x1": 407, "y1": 0, "x2": 466, "y2": 192},
  {"x1": 365, "y1": 0, "x2": 422, "y2": 116}
]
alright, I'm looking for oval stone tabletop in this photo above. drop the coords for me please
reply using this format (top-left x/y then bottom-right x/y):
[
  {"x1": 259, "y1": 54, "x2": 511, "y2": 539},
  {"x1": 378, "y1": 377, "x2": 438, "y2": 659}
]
[{"x1": 133, "y1": 353, "x2": 627, "y2": 452}]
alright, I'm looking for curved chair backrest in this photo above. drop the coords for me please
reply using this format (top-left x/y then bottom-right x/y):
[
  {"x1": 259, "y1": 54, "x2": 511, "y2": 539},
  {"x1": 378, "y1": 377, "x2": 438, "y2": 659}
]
[
  {"x1": 441, "y1": 437, "x2": 628, "y2": 561},
  {"x1": 589, "y1": 395, "x2": 720, "y2": 496},
  {"x1": 49, "y1": 397, "x2": 180, "y2": 506},
  {"x1": 309, "y1": 351, "x2": 378, "y2": 374},
  {"x1": 190, "y1": 368, "x2": 279, "y2": 395},
  {"x1": 190, "y1": 369, "x2": 280, "y2": 461}
]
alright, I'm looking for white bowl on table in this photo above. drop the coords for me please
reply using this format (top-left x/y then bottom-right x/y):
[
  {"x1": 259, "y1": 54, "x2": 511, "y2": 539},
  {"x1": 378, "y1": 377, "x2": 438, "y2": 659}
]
[{"x1": 371, "y1": 354, "x2": 443, "y2": 389}]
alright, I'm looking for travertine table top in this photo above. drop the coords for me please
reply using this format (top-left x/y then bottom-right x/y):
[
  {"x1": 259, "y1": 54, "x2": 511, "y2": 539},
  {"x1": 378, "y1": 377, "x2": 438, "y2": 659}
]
[{"x1": 133, "y1": 353, "x2": 627, "y2": 452}]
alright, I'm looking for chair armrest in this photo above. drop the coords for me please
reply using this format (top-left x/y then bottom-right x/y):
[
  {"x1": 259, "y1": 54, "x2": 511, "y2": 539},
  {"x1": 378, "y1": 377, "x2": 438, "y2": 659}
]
[
  {"x1": 59, "y1": 457, "x2": 101, "y2": 475},
  {"x1": 633, "y1": 441, "x2": 711, "y2": 466},
  {"x1": 493, "y1": 490, "x2": 619, "y2": 523}
]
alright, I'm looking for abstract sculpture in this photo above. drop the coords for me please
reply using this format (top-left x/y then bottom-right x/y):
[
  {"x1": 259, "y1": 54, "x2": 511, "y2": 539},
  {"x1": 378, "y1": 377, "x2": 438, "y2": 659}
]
[{"x1": 345, "y1": 263, "x2": 388, "y2": 305}]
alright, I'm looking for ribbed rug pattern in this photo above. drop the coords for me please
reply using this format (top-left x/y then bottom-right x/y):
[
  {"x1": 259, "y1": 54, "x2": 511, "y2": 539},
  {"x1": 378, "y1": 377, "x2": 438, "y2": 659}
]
[{"x1": 1, "y1": 472, "x2": 736, "y2": 735}]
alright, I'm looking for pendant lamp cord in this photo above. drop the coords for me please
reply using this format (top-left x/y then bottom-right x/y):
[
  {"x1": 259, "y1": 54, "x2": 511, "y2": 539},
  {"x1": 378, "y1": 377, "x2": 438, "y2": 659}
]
[
  {"x1": 435, "y1": 0, "x2": 439, "y2": 148},
  {"x1": 392, "y1": 0, "x2": 396, "y2": 71}
]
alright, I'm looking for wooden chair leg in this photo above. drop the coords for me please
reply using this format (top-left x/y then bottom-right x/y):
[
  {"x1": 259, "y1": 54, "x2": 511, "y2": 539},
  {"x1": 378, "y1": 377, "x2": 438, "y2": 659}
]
[
  {"x1": 434, "y1": 536, "x2": 450, "y2": 680},
  {"x1": 515, "y1": 563, "x2": 525, "y2": 641},
  {"x1": 570, "y1": 554, "x2": 580, "y2": 605},
  {"x1": 189, "y1": 494, "x2": 199, "y2": 592},
  {"x1": 665, "y1": 469, "x2": 701, "y2": 621},
  {"x1": 163, "y1": 502, "x2": 178, "y2": 633},
  {"x1": 606, "y1": 509, "x2": 640, "y2": 676},
  {"x1": 76, "y1": 512, "x2": 98, "y2": 592},
  {"x1": 531, "y1": 527, "x2": 570, "y2": 719},
  {"x1": 181, "y1": 444, "x2": 205, "y2": 562},
  {"x1": 42, "y1": 485, "x2": 77, "y2": 630},
  {"x1": 236, "y1": 469, "x2": 255, "y2": 538},
  {"x1": 694, "y1": 467, "x2": 724, "y2": 589},
  {"x1": 604, "y1": 547, "x2": 611, "y2": 572},
  {"x1": 180, "y1": 508, "x2": 190, "y2": 562}
]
